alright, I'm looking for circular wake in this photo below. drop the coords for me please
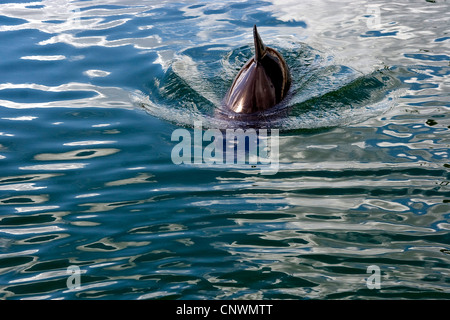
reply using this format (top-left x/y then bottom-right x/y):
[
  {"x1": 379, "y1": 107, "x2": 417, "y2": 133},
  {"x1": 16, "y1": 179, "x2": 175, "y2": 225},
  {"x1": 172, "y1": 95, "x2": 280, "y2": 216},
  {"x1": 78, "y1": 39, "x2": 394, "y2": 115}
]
[{"x1": 133, "y1": 41, "x2": 402, "y2": 131}]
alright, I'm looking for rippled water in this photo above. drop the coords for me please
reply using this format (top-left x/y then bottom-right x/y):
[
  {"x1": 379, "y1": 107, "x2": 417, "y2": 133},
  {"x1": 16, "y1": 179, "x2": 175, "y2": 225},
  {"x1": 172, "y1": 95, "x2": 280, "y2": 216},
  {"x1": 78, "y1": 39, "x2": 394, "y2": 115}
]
[{"x1": 0, "y1": 0, "x2": 449, "y2": 300}]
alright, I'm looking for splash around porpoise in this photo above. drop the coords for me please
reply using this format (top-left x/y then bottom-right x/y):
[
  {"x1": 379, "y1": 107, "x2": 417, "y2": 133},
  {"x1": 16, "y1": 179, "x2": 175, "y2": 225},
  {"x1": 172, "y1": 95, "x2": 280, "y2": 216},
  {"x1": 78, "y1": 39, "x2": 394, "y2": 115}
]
[{"x1": 134, "y1": 36, "x2": 402, "y2": 131}]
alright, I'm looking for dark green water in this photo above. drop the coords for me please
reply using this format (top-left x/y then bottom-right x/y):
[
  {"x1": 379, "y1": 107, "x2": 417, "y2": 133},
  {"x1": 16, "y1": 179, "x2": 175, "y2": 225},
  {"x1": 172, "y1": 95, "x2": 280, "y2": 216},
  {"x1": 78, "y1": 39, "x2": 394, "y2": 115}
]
[{"x1": 0, "y1": 0, "x2": 449, "y2": 299}]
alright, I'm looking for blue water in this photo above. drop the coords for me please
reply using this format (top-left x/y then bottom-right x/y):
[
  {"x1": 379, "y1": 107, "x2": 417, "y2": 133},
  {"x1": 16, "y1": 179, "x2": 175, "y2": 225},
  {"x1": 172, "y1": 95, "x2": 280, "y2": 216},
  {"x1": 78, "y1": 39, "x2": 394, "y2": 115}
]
[{"x1": 0, "y1": 0, "x2": 449, "y2": 300}]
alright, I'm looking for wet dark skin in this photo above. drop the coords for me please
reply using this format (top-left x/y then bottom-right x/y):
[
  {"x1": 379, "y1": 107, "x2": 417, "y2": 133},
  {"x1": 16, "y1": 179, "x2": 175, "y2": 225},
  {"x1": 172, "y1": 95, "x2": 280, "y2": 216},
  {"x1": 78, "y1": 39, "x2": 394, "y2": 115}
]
[{"x1": 223, "y1": 25, "x2": 291, "y2": 114}]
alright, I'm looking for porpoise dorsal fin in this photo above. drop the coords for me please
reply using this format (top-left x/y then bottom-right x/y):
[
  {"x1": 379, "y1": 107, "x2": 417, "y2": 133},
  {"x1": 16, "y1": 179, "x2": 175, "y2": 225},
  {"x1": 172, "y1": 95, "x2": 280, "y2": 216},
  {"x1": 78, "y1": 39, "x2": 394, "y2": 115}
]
[
  {"x1": 223, "y1": 25, "x2": 291, "y2": 114},
  {"x1": 253, "y1": 25, "x2": 266, "y2": 63}
]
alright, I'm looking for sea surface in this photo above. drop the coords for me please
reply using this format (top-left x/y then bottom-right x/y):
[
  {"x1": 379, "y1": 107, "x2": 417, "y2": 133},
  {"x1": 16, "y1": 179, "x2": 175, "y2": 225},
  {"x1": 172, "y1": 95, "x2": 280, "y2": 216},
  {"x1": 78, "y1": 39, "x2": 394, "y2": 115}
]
[{"x1": 0, "y1": 0, "x2": 449, "y2": 300}]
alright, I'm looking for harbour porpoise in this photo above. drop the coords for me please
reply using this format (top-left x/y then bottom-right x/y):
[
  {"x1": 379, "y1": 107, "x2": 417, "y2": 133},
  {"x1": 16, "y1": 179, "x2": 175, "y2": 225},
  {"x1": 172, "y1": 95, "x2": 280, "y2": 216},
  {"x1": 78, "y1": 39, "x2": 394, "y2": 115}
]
[{"x1": 223, "y1": 25, "x2": 291, "y2": 115}]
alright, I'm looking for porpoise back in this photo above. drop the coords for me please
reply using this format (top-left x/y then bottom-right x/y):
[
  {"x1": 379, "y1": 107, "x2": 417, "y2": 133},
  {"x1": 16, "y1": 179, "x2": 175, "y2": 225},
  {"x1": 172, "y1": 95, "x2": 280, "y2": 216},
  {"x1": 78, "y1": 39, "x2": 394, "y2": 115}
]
[{"x1": 223, "y1": 25, "x2": 291, "y2": 114}]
